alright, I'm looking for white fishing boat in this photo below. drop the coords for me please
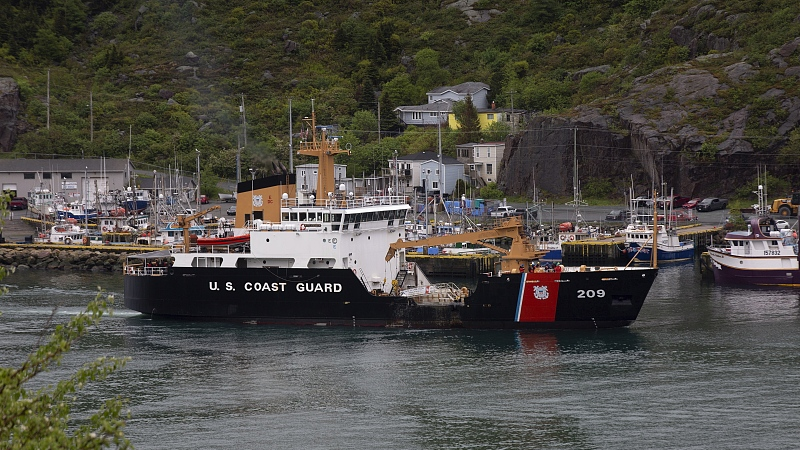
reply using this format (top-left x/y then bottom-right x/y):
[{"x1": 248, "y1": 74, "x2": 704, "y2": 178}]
[
  {"x1": 37, "y1": 222, "x2": 87, "y2": 245},
  {"x1": 708, "y1": 216, "x2": 799, "y2": 286},
  {"x1": 27, "y1": 187, "x2": 56, "y2": 217}
]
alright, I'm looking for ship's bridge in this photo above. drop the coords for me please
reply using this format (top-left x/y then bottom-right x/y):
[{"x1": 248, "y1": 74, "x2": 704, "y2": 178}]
[{"x1": 248, "y1": 194, "x2": 410, "y2": 233}]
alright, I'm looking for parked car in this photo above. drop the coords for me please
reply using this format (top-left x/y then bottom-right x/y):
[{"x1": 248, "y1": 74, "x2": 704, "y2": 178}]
[
  {"x1": 200, "y1": 194, "x2": 209, "y2": 204},
  {"x1": 9, "y1": 197, "x2": 28, "y2": 210},
  {"x1": 775, "y1": 219, "x2": 791, "y2": 230},
  {"x1": 605, "y1": 209, "x2": 630, "y2": 221},
  {"x1": 226, "y1": 205, "x2": 237, "y2": 216},
  {"x1": 490, "y1": 206, "x2": 523, "y2": 218},
  {"x1": 683, "y1": 198, "x2": 702, "y2": 209},
  {"x1": 696, "y1": 197, "x2": 728, "y2": 212},
  {"x1": 656, "y1": 195, "x2": 691, "y2": 208}
]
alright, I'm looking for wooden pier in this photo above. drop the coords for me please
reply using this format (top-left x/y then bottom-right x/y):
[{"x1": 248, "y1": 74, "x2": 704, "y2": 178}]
[{"x1": 561, "y1": 224, "x2": 722, "y2": 266}]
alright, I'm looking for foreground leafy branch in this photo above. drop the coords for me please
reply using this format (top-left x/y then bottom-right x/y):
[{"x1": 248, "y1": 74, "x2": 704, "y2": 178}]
[{"x1": 0, "y1": 292, "x2": 131, "y2": 449}]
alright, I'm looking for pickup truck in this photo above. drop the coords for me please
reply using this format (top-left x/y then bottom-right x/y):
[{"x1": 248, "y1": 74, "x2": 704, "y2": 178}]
[
  {"x1": 490, "y1": 206, "x2": 523, "y2": 218},
  {"x1": 696, "y1": 197, "x2": 728, "y2": 212}
]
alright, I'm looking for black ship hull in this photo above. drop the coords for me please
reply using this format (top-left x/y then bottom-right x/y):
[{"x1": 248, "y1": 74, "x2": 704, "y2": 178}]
[{"x1": 124, "y1": 266, "x2": 658, "y2": 329}]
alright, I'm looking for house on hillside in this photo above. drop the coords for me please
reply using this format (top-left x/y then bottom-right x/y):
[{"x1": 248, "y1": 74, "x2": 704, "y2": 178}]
[
  {"x1": 295, "y1": 163, "x2": 347, "y2": 196},
  {"x1": 392, "y1": 101, "x2": 451, "y2": 127},
  {"x1": 455, "y1": 142, "x2": 505, "y2": 187},
  {"x1": 427, "y1": 82, "x2": 490, "y2": 108},
  {"x1": 395, "y1": 82, "x2": 490, "y2": 128},
  {"x1": 476, "y1": 102, "x2": 525, "y2": 134},
  {"x1": 395, "y1": 82, "x2": 525, "y2": 131},
  {"x1": 390, "y1": 151, "x2": 466, "y2": 197}
]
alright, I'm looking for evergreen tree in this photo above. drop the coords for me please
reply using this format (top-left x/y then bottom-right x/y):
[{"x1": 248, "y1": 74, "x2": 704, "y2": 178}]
[{"x1": 453, "y1": 95, "x2": 481, "y2": 145}]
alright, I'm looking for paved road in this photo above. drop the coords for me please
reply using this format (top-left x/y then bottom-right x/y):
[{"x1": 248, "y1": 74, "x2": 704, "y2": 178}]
[{"x1": 507, "y1": 203, "x2": 734, "y2": 229}]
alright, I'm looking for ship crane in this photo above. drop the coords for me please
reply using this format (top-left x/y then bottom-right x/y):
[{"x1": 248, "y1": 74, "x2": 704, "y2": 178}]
[
  {"x1": 176, "y1": 205, "x2": 220, "y2": 253},
  {"x1": 386, "y1": 217, "x2": 545, "y2": 273}
]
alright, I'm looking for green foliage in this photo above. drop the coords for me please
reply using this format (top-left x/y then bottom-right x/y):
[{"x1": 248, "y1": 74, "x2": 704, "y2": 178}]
[
  {"x1": 33, "y1": 28, "x2": 73, "y2": 63},
  {"x1": 582, "y1": 177, "x2": 615, "y2": 199},
  {"x1": 480, "y1": 181, "x2": 504, "y2": 199},
  {"x1": 733, "y1": 173, "x2": 790, "y2": 201},
  {"x1": 413, "y1": 48, "x2": 449, "y2": 90},
  {"x1": 347, "y1": 139, "x2": 400, "y2": 178},
  {"x1": 482, "y1": 120, "x2": 511, "y2": 142},
  {"x1": 690, "y1": 140, "x2": 719, "y2": 162},
  {"x1": 349, "y1": 110, "x2": 379, "y2": 143},
  {"x1": 2, "y1": 0, "x2": 800, "y2": 188},
  {"x1": 623, "y1": 0, "x2": 667, "y2": 18},
  {"x1": 778, "y1": 128, "x2": 800, "y2": 166},
  {"x1": 520, "y1": 76, "x2": 572, "y2": 112},
  {"x1": 726, "y1": 208, "x2": 747, "y2": 230},
  {"x1": 577, "y1": 71, "x2": 607, "y2": 100},
  {"x1": 92, "y1": 11, "x2": 119, "y2": 38},
  {"x1": 0, "y1": 272, "x2": 130, "y2": 449}
]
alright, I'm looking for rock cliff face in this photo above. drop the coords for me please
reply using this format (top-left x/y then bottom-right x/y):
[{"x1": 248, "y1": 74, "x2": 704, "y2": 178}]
[
  {"x1": 500, "y1": 36, "x2": 800, "y2": 199},
  {"x1": 0, "y1": 77, "x2": 21, "y2": 153}
]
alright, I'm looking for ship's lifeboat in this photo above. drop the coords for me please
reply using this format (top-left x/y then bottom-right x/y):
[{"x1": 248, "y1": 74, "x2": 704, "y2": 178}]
[{"x1": 195, "y1": 234, "x2": 250, "y2": 246}]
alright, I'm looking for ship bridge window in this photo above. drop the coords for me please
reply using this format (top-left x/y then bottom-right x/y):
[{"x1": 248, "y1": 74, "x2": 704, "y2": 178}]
[
  {"x1": 322, "y1": 213, "x2": 331, "y2": 222},
  {"x1": 193, "y1": 257, "x2": 223, "y2": 268},
  {"x1": 290, "y1": 212, "x2": 298, "y2": 221},
  {"x1": 299, "y1": 212, "x2": 307, "y2": 221}
]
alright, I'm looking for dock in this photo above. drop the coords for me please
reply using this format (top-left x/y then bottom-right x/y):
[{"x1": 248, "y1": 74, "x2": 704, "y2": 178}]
[{"x1": 561, "y1": 224, "x2": 722, "y2": 266}]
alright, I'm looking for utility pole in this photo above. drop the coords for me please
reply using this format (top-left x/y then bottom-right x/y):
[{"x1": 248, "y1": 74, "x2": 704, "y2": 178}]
[
  {"x1": 288, "y1": 98, "x2": 294, "y2": 173},
  {"x1": 196, "y1": 149, "x2": 201, "y2": 211},
  {"x1": 438, "y1": 108, "x2": 444, "y2": 202},
  {"x1": 89, "y1": 91, "x2": 93, "y2": 143},
  {"x1": 508, "y1": 89, "x2": 516, "y2": 134},
  {"x1": 46, "y1": 69, "x2": 50, "y2": 130},
  {"x1": 127, "y1": 124, "x2": 132, "y2": 187}
]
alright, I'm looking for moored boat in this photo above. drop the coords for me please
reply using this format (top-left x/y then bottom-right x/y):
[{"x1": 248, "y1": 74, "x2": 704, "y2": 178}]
[
  {"x1": 27, "y1": 187, "x2": 55, "y2": 217},
  {"x1": 624, "y1": 221, "x2": 695, "y2": 262},
  {"x1": 707, "y1": 216, "x2": 799, "y2": 286},
  {"x1": 123, "y1": 109, "x2": 658, "y2": 328}
]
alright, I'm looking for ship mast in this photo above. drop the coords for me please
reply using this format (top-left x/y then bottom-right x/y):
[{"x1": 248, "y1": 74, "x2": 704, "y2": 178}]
[{"x1": 297, "y1": 101, "x2": 350, "y2": 205}]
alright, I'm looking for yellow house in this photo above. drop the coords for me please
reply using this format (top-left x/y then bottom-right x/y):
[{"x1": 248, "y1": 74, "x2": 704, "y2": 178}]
[{"x1": 447, "y1": 105, "x2": 524, "y2": 133}]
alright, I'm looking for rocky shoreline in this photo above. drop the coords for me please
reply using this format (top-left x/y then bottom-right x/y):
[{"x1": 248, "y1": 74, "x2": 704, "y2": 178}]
[{"x1": 0, "y1": 247, "x2": 128, "y2": 272}]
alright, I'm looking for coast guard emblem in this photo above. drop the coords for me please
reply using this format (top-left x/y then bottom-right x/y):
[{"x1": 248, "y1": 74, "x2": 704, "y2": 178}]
[{"x1": 533, "y1": 285, "x2": 549, "y2": 300}]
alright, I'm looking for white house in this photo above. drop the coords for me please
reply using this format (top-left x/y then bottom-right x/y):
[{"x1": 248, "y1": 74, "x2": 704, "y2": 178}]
[
  {"x1": 390, "y1": 151, "x2": 466, "y2": 198},
  {"x1": 392, "y1": 100, "x2": 451, "y2": 127},
  {"x1": 295, "y1": 163, "x2": 347, "y2": 196},
  {"x1": 455, "y1": 142, "x2": 505, "y2": 186},
  {"x1": 427, "y1": 82, "x2": 490, "y2": 109},
  {"x1": 394, "y1": 82, "x2": 490, "y2": 127}
]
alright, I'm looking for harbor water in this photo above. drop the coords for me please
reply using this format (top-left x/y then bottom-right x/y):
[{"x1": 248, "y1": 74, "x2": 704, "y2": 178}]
[{"x1": 1, "y1": 263, "x2": 799, "y2": 449}]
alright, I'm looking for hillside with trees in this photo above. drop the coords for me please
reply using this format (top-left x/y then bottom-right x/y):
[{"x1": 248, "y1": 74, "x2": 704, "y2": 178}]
[{"x1": 1, "y1": 0, "x2": 799, "y2": 201}]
